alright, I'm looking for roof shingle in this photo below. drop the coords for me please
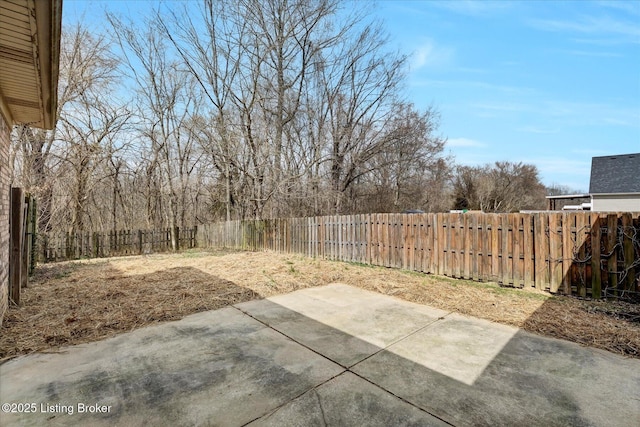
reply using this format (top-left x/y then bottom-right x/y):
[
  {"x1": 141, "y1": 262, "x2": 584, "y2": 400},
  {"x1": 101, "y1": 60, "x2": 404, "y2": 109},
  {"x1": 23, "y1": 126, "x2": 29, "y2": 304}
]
[{"x1": 589, "y1": 153, "x2": 640, "y2": 194}]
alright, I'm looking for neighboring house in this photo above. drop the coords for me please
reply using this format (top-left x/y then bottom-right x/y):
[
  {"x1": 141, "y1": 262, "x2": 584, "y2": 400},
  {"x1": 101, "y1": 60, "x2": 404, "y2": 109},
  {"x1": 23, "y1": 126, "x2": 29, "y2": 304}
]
[
  {"x1": 546, "y1": 153, "x2": 640, "y2": 212},
  {"x1": 589, "y1": 153, "x2": 640, "y2": 212},
  {"x1": 545, "y1": 193, "x2": 591, "y2": 211},
  {"x1": 0, "y1": 1, "x2": 62, "y2": 325}
]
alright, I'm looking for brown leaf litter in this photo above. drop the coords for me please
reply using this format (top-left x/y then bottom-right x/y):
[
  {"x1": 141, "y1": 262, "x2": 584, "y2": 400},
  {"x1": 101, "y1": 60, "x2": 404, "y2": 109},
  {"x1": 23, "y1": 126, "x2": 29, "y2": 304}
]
[{"x1": 1, "y1": 250, "x2": 638, "y2": 362}]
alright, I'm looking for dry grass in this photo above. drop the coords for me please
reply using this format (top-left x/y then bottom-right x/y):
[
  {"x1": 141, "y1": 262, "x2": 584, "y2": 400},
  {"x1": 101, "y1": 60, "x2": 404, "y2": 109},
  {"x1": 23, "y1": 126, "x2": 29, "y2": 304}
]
[{"x1": 1, "y1": 249, "x2": 638, "y2": 362}]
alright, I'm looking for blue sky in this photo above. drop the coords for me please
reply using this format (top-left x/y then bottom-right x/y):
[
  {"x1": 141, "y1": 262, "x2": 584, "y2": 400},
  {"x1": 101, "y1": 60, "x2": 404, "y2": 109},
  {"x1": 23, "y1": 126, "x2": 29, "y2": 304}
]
[
  {"x1": 374, "y1": 0, "x2": 640, "y2": 191},
  {"x1": 63, "y1": 0, "x2": 640, "y2": 192}
]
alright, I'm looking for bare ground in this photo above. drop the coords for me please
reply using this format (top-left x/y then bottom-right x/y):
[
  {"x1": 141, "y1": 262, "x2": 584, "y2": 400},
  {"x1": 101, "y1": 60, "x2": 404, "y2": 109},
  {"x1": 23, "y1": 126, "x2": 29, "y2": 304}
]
[{"x1": 1, "y1": 249, "x2": 638, "y2": 362}]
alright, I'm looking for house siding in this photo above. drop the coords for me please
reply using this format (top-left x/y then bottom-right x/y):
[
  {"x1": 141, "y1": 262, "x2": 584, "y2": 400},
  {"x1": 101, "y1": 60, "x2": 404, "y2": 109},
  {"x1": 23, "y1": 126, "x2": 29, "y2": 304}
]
[
  {"x1": 0, "y1": 111, "x2": 9, "y2": 326},
  {"x1": 591, "y1": 195, "x2": 640, "y2": 212}
]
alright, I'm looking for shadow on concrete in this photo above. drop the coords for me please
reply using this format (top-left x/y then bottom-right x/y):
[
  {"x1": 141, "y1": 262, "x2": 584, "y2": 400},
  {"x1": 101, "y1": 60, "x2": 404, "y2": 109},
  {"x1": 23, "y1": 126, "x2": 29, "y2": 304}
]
[
  {"x1": 237, "y1": 291, "x2": 639, "y2": 427},
  {"x1": 2, "y1": 284, "x2": 638, "y2": 427}
]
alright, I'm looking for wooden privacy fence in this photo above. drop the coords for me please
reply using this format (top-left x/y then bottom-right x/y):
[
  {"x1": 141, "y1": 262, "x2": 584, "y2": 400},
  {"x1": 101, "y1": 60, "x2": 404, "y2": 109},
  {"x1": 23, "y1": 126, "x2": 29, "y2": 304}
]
[
  {"x1": 198, "y1": 212, "x2": 640, "y2": 300},
  {"x1": 8, "y1": 188, "x2": 37, "y2": 305},
  {"x1": 39, "y1": 227, "x2": 198, "y2": 262}
]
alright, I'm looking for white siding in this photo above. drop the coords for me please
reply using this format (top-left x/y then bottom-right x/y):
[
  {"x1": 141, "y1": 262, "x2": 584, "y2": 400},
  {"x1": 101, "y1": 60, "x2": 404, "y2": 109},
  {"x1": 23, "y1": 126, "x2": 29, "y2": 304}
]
[{"x1": 591, "y1": 195, "x2": 640, "y2": 212}]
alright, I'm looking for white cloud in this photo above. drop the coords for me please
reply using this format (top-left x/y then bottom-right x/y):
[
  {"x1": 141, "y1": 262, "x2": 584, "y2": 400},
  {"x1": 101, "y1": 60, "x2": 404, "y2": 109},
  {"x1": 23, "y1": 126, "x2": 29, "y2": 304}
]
[
  {"x1": 528, "y1": 157, "x2": 592, "y2": 190},
  {"x1": 594, "y1": 1, "x2": 640, "y2": 16},
  {"x1": 432, "y1": 1, "x2": 514, "y2": 17},
  {"x1": 469, "y1": 102, "x2": 533, "y2": 119},
  {"x1": 410, "y1": 80, "x2": 535, "y2": 95},
  {"x1": 516, "y1": 126, "x2": 559, "y2": 134},
  {"x1": 529, "y1": 15, "x2": 640, "y2": 41},
  {"x1": 571, "y1": 148, "x2": 609, "y2": 157},
  {"x1": 556, "y1": 49, "x2": 623, "y2": 57},
  {"x1": 410, "y1": 39, "x2": 454, "y2": 71},
  {"x1": 447, "y1": 137, "x2": 486, "y2": 148},
  {"x1": 543, "y1": 101, "x2": 640, "y2": 127}
]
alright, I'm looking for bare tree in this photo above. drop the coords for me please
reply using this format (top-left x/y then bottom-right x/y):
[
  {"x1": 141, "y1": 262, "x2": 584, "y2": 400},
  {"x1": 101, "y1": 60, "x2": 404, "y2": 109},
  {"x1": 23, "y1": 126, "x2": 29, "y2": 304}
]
[
  {"x1": 11, "y1": 23, "x2": 129, "y2": 233},
  {"x1": 360, "y1": 103, "x2": 448, "y2": 212},
  {"x1": 452, "y1": 162, "x2": 546, "y2": 212},
  {"x1": 108, "y1": 13, "x2": 201, "y2": 249},
  {"x1": 12, "y1": 2, "x2": 454, "y2": 240},
  {"x1": 546, "y1": 183, "x2": 585, "y2": 196}
]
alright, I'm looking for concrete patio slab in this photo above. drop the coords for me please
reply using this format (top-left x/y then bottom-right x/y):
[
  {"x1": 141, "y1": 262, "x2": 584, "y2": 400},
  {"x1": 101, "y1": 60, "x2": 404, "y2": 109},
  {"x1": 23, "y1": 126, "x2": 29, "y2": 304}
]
[
  {"x1": 0, "y1": 307, "x2": 344, "y2": 426},
  {"x1": 248, "y1": 372, "x2": 450, "y2": 427},
  {"x1": 236, "y1": 283, "x2": 448, "y2": 367},
  {"x1": 1, "y1": 283, "x2": 639, "y2": 427},
  {"x1": 351, "y1": 313, "x2": 640, "y2": 427}
]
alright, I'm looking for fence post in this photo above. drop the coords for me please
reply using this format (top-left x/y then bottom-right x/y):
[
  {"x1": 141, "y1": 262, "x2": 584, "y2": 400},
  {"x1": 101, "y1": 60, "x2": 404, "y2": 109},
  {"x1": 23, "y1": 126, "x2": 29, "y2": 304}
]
[
  {"x1": 606, "y1": 214, "x2": 618, "y2": 297},
  {"x1": 20, "y1": 194, "x2": 29, "y2": 289},
  {"x1": 590, "y1": 213, "x2": 602, "y2": 299},
  {"x1": 621, "y1": 213, "x2": 635, "y2": 292},
  {"x1": 9, "y1": 188, "x2": 24, "y2": 304},
  {"x1": 27, "y1": 195, "x2": 36, "y2": 275}
]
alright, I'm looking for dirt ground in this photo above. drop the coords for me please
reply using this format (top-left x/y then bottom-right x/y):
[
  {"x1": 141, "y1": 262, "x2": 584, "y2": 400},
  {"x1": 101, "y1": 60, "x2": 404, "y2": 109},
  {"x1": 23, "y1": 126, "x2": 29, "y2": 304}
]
[{"x1": 1, "y1": 249, "x2": 638, "y2": 362}]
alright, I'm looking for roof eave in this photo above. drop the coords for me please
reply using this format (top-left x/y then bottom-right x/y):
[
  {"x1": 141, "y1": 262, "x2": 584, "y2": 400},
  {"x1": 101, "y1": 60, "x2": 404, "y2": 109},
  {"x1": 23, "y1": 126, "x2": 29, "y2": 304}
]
[
  {"x1": 34, "y1": 0, "x2": 63, "y2": 130},
  {"x1": 591, "y1": 192, "x2": 640, "y2": 197},
  {"x1": 545, "y1": 194, "x2": 590, "y2": 199}
]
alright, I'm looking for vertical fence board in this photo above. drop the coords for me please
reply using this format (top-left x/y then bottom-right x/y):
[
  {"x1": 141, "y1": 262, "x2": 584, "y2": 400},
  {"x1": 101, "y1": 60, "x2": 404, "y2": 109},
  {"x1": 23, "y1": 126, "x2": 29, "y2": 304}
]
[
  {"x1": 621, "y1": 213, "x2": 635, "y2": 292},
  {"x1": 366, "y1": 214, "x2": 372, "y2": 265},
  {"x1": 470, "y1": 214, "x2": 478, "y2": 281},
  {"x1": 523, "y1": 215, "x2": 534, "y2": 288},
  {"x1": 444, "y1": 215, "x2": 451, "y2": 276},
  {"x1": 561, "y1": 213, "x2": 572, "y2": 295},
  {"x1": 362, "y1": 214, "x2": 368, "y2": 263},
  {"x1": 500, "y1": 215, "x2": 510, "y2": 285},
  {"x1": 374, "y1": 214, "x2": 381, "y2": 266},
  {"x1": 590, "y1": 213, "x2": 602, "y2": 298},
  {"x1": 389, "y1": 215, "x2": 397, "y2": 268},
  {"x1": 480, "y1": 215, "x2": 489, "y2": 281},
  {"x1": 9, "y1": 188, "x2": 24, "y2": 304},
  {"x1": 395, "y1": 214, "x2": 403, "y2": 269},
  {"x1": 548, "y1": 213, "x2": 562, "y2": 293},
  {"x1": 376, "y1": 214, "x2": 383, "y2": 266},
  {"x1": 489, "y1": 215, "x2": 498, "y2": 282},
  {"x1": 512, "y1": 214, "x2": 523, "y2": 287},
  {"x1": 405, "y1": 215, "x2": 412, "y2": 270},
  {"x1": 37, "y1": 212, "x2": 638, "y2": 301},
  {"x1": 448, "y1": 215, "x2": 456, "y2": 277},
  {"x1": 433, "y1": 213, "x2": 441, "y2": 275},
  {"x1": 605, "y1": 214, "x2": 618, "y2": 296},
  {"x1": 463, "y1": 214, "x2": 471, "y2": 279},
  {"x1": 387, "y1": 213, "x2": 394, "y2": 268},
  {"x1": 456, "y1": 215, "x2": 463, "y2": 278},
  {"x1": 575, "y1": 214, "x2": 587, "y2": 297},
  {"x1": 386, "y1": 215, "x2": 393, "y2": 267},
  {"x1": 453, "y1": 214, "x2": 460, "y2": 277},
  {"x1": 533, "y1": 214, "x2": 544, "y2": 290},
  {"x1": 416, "y1": 215, "x2": 424, "y2": 272},
  {"x1": 379, "y1": 213, "x2": 385, "y2": 266}
]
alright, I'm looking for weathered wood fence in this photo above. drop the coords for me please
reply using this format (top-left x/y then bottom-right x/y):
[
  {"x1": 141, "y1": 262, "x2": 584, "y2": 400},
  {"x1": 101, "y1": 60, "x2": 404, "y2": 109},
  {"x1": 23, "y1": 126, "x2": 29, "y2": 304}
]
[
  {"x1": 198, "y1": 212, "x2": 640, "y2": 299},
  {"x1": 39, "y1": 227, "x2": 198, "y2": 262},
  {"x1": 8, "y1": 188, "x2": 37, "y2": 305}
]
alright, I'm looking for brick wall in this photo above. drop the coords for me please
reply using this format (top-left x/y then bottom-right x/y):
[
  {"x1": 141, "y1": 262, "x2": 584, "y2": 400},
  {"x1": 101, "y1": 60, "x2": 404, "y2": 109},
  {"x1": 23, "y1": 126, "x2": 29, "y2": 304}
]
[{"x1": 0, "y1": 112, "x2": 9, "y2": 326}]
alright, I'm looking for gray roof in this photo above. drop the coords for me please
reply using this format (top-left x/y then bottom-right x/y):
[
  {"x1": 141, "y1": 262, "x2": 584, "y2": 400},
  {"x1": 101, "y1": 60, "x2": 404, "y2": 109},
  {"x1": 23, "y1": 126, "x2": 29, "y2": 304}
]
[{"x1": 589, "y1": 153, "x2": 640, "y2": 194}]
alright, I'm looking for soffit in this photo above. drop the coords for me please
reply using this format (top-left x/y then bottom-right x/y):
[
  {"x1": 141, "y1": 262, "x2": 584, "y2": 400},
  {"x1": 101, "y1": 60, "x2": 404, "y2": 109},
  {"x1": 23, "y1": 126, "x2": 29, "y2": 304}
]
[{"x1": 0, "y1": 0, "x2": 62, "y2": 129}]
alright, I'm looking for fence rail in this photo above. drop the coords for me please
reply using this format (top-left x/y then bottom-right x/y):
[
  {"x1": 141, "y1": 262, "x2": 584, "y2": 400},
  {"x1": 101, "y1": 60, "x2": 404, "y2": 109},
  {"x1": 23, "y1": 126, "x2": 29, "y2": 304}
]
[
  {"x1": 39, "y1": 227, "x2": 198, "y2": 262},
  {"x1": 198, "y1": 213, "x2": 640, "y2": 299}
]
